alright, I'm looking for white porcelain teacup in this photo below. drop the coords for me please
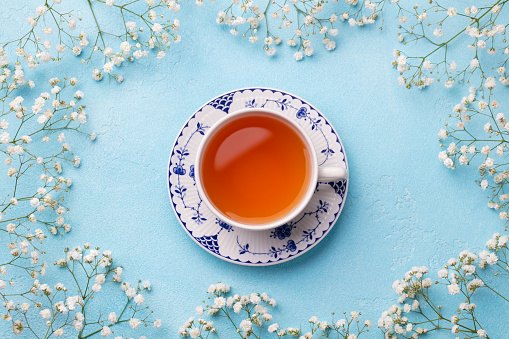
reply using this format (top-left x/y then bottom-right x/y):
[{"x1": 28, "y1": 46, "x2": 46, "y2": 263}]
[{"x1": 195, "y1": 108, "x2": 348, "y2": 231}]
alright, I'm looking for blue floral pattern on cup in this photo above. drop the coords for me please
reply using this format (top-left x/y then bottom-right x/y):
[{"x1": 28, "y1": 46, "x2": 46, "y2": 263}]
[
  {"x1": 168, "y1": 88, "x2": 348, "y2": 266},
  {"x1": 270, "y1": 223, "x2": 294, "y2": 240}
]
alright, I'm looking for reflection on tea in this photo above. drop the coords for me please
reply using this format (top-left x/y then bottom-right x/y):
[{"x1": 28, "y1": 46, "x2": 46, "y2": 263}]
[{"x1": 201, "y1": 114, "x2": 312, "y2": 225}]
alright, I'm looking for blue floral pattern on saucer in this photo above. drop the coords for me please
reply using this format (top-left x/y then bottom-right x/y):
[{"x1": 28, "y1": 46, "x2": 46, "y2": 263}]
[{"x1": 167, "y1": 88, "x2": 348, "y2": 266}]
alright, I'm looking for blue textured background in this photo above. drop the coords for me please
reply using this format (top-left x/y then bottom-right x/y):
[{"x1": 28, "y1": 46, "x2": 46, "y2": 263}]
[{"x1": 1, "y1": 1, "x2": 507, "y2": 337}]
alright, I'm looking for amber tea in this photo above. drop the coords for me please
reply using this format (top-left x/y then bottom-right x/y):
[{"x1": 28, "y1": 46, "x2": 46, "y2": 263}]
[{"x1": 200, "y1": 113, "x2": 312, "y2": 225}]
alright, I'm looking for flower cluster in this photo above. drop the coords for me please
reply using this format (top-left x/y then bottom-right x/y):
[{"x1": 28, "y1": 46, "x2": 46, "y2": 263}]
[
  {"x1": 2, "y1": 0, "x2": 182, "y2": 82},
  {"x1": 1, "y1": 244, "x2": 161, "y2": 337},
  {"x1": 1, "y1": 48, "x2": 91, "y2": 301},
  {"x1": 0, "y1": 48, "x2": 163, "y2": 336},
  {"x1": 379, "y1": 232, "x2": 508, "y2": 338},
  {"x1": 392, "y1": 1, "x2": 508, "y2": 89},
  {"x1": 178, "y1": 282, "x2": 371, "y2": 338},
  {"x1": 438, "y1": 85, "x2": 509, "y2": 229},
  {"x1": 209, "y1": 0, "x2": 387, "y2": 60}
]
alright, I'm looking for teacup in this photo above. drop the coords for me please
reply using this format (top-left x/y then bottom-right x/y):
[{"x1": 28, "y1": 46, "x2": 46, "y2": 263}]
[{"x1": 195, "y1": 108, "x2": 348, "y2": 231}]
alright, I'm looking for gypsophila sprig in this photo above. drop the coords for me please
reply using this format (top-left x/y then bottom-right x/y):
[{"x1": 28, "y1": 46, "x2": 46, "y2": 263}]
[
  {"x1": 438, "y1": 86, "x2": 509, "y2": 229},
  {"x1": 1, "y1": 0, "x2": 182, "y2": 82},
  {"x1": 0, "y1": 48, "x2": 94, "y2": 317},
  {"x1": 209, "y1": 0, "x2": 387, "y2": 59},
  {"x1": 1, "y1": 244, "x2": 161, "y2": 337},
  {"x1": 1, "y1": 54, "x2": 90, "y2": 239},
  {"x1": 379, "y1": 233, "x2": 508, "y2": 338},
  {"x1": 393, "y1": 0, "x2": 508, "y2": 90},
  {"x1": 178, "y1": 282, "x2": 372, "y2": 338},
  {"x1": 0, "y1": 47, "x2": 110, "y2": 337}
]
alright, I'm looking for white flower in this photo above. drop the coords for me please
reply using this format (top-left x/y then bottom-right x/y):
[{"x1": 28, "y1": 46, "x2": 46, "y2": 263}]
[
  {"x1": 481, "y1": 180, "x2": 488, "y2": 190},
  {"x1": 484, "y1": 157, "x2": 495, "y2": 169},
  {"x1": 129, "y1": 318, "x2": 141, "y2": 329},
  {"x1": 447, "y1": 7, "x2": 457, "y2": 16},
  {"x1": 108, "y1": 312, "x2": 117, "y2": 324},
  {"x1": 207, "y1": 284, "x2": 216, "y2": 294},
  {"x1": 68, "y1": 18, "x2": 77, "y2": 30},
  {"x1": 30, "y1": 197, "x2": 40, "y2": 207},
  {"x1": 470, "y1": 59, "x2": 479, "y2": 69},
  {"x1": 101, "y1": 326, "x2": 112, "y2": 337},
  {"x1": 73, "y1": 156, "x2": 81, "y2": 167},
  {"x1": 134, "y1": 294, "x2": 145, "y2": 305},
  {"x1": 103, "y1": 62, "x2": 113, "y2": 73},
  {"x1": 27, "y1": 16, "x2": 37, "y2": 27},
  {"x1": 152, "y1": 23, "x2": 163, "y2": 33},
  {"x1": 447, "y1": 142, "x2": 456, "y2": 155},
  {"x1": 423, "y1": 60, "x2": 433, "y2": 70},
  {"x1": 40, "y1": 309, "x2": 51, "y2": 319},
  {"x1": 444, "y1": 79, "x2": 455, "y2": 88},
  {"x1": 463, "y1": 264, "x2": 476, "y2": 275},
  {"x1": 126, "y1": 21, "x2": 137, "y2": 31},
  {"x1": 125, "y1": 287, "x2": 136, "y2": 297},
  {"x1": 433, "y1": 29, "x2": 443, "y2": 37},
  {"x1": 319, "y1": 321, "x2": 329, "y2": 330},
  {"x1": 0, "y1": 120, "x2": 8, "y2": 130},
  {"x1": 268, "y1": 323, "x2": 279, "y2": 333},
  {"x1": 294, "y1": 52, "x2": 303, "y2": 61},
  {"x1": 484, "y1": 123, "x2": 492, "y2": 133},
  {"x1": 142, "y1": 280, "x2": 151, "y2": 290},
  {"x1": 484, "y1": 77, "x2": 496, "y2": 89},
  {"x1": 157, "y1": 51, "x2": 166, "y2": 59},
  {"x1": 72, "y1": 46, "x2": 82, "y2": 56},
  {"x1": 106, "y1": 0, "x2": 115, "y2": 7},
  {"x1": 498, "y1": 235, "x2": 508, "y2": 247},
  {"x1": 154, "y1": 319, "x2": 162, "y2": 328},
  {"x1": 486, "y1": 253, "x2": 498, "y2": 265},
  {"x1": 43, "y1": 26, "x2": 53, "y2": 35},
  {"x1": 448, "y1": 283, "x2": 460, "y2": 295},
  {"x1": 120, "y1": 41, "x2": 131, "y2": 54},
  {"x1": 325, "y1": 41, "x2": 336, "y2": 51},
  {"x1": 250, "y1": 294, "x2": 261, "y2": 304},
  {"x1": 36, "y1": 5, "x2": 47, "y2": 16},
  {"x1": 336, "y1": 318, "x2": 346, "y2": 327},
  {"x1": 92, "y1": 68, "x2": 103, "y2": 81},
  {"x1": 214, "y1": 297, "x2": 226, "y2": 308},
  {"x1": 0, "y1": 132, "x2": 10, "y2": 144},
  {"x1": 239, "y1": 319, "x2": 252, "y2": 332}
]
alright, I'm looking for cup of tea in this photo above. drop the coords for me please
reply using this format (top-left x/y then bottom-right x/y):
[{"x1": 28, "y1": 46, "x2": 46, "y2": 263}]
[{"x1": 194, "y1": 108, "x2": 348, "y2": 231}]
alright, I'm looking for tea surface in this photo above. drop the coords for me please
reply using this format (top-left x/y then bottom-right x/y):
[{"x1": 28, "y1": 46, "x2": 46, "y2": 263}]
[{"x1": 201, "y1": 114, "x2": 312, "y2": 225}]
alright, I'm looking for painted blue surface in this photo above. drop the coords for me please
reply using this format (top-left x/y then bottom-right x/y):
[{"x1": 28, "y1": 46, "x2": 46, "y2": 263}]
[{"x1": 1, "y1": 1, "x2": 507, "y2": 337}]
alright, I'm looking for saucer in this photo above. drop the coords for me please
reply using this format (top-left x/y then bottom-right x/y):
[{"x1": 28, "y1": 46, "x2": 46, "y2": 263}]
[{"x1": 167, "y1": 88, "x2": 348, "y2": 266}]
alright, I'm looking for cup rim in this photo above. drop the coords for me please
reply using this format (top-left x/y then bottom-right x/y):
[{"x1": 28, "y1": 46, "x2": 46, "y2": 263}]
[{"x1": 194, "y1": 107, "x2": 318, "y2": 231}]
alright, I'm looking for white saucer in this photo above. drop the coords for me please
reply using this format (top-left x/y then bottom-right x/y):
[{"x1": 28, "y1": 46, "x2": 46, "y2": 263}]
[{"x1": 167, "y1": 88, "x2": 348, "y2": 266}]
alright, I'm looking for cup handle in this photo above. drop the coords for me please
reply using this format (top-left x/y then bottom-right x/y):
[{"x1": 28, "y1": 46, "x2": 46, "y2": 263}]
[{"x1": 318, "y1": 166, "x2": 349, "y2": 182}]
